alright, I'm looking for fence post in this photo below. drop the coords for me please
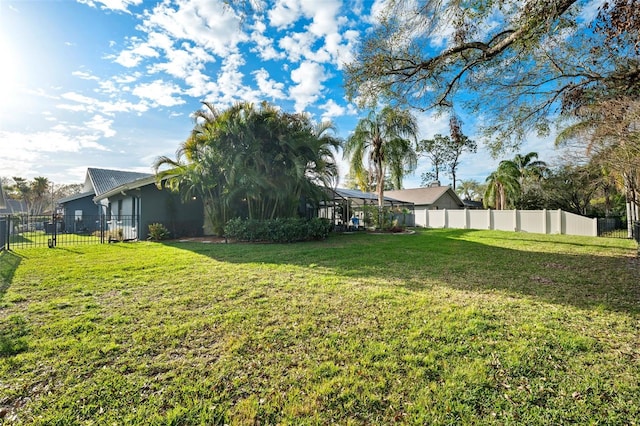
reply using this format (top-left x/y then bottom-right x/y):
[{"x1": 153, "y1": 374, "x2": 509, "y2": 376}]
[
  {"x1": 592, "y1": 217, "x2": 598, "y2": 237},
  {"x1": 542, "y1": 209, "x2": 548, "y2": 234},
  {"x1": 487, "y1": 209, "x2": 492, "y2": 230},
  {"x1": 0, "y1": 216, "x2": 6, "y2": 251},
  {"x1": 513, "y1": 209, "x2": 519, "y2": 232},
  {"x1": 6, "y1": 214, "x2": 10, "y2": 251},
  {"x1": 443, "y1": 209, "x2": 448, "y2": 229},
  {"x1": 558, "y1": 209, "x2": 563, "y2": 235},
  {"x1": 464, "y1": 208, "x2": 470, "y2": 229}
]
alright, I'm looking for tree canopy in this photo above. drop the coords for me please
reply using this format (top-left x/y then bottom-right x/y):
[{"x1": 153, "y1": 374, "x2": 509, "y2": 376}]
[{"x1": 345, "y1": 0, "x2": 640, "y2": 153}]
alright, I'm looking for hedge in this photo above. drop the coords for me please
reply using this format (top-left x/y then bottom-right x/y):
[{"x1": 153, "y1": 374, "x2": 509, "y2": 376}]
[{"x1": 224, "y1": 217, "x2": 332, "y2": 243}]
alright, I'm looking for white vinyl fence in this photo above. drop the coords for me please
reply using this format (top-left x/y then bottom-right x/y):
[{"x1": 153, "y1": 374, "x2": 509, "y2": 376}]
[{"x1": 420, "y1": 209, "x2": 597, "y2": 237}]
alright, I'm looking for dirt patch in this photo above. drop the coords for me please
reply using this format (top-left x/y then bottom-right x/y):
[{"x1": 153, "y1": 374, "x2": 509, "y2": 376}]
[{"x1": 172, "y1": 236, "x2": 227, "y2": 244}]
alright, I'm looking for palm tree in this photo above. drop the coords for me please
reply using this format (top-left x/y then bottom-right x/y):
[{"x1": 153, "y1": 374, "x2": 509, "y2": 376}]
[
  {"x1": 456, "y1": 179, "x2": 484, "y2": 201},
  {"x1": 512, "y1": 152, "x2": 547, "y2": 184},
  {"x1": 343, "y1": 106, "x2": 418, "y2": 209},
  {"x1": 155, "y1": 101, "x2": 341, "y2": 231},
  {"x1": 484, "y1": 161, "x2": 520, "y2": 210}
]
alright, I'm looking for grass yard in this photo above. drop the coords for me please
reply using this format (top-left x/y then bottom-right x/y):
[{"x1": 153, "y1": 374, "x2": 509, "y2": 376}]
[{"x1": 0, "y1": 229, "x2": 638, "y2": 424}]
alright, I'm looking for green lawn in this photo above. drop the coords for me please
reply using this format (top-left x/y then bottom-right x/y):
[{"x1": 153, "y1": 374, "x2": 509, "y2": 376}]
[{"x1": 0, "y1": 229, "x2": 638, "y2": 424}]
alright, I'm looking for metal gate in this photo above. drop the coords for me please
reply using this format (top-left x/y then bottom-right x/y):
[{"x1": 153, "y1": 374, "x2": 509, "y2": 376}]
[{"x1": 1, "y1": 214, "x2": 139, "y2": 249}]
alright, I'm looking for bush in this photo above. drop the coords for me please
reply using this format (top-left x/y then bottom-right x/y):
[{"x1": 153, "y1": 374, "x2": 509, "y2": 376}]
[
  {"x1": 147, "y1": 223, "x2": 170, "y2": 241},
  {"x1": 224, "y1": 217, "x2": 332, "y2": 243}
]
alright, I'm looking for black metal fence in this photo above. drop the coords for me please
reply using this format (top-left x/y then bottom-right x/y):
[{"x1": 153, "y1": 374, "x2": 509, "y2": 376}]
[
  {"x1": 1, "y1": 214, "x2": 140, "y2": 249},
  {"x1": 597, "y1": 217, "x2": 631, "y2": 239}
]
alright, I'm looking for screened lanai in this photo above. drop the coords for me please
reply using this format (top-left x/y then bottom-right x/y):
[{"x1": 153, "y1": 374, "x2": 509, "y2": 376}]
[{"x1": 318, "y1": 188, "x2": 415, "y2": 230}]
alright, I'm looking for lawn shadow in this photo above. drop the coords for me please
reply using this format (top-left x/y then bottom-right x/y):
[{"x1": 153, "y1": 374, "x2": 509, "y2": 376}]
[
  {"x1": 0, "y1": 250, "x2": 22, "y2": 302},
  {"x1": 166, "y1": 229, "x2": 640, "y2": 316}
]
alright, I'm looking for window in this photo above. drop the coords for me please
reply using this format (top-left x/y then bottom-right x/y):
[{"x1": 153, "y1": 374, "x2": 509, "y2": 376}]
[{"x1": 117, "y1": 199, "x2": 123, "y2": 221}]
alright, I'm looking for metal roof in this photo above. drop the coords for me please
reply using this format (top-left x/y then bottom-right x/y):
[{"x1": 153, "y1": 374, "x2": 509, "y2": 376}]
[
  {"x1": 0, "y1": 199, "x2": 28, "y2": 215},
  {"x1": 57, "y1": 190, "x2": 95, "y2": 204},
  {"x1": 331, "y1": 188, "x2": 408, "y2": 204},
  {"x1": 86, "y1": 168, "x2": 153, "y2": 197}
]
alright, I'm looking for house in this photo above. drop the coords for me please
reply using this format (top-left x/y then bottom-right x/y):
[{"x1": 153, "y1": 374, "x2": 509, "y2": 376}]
[
  {"x1": 57, "y1": 168, "x2": 204, "y2": 240},
  {"x1": 385, "y1": 186, "x2": 465, "y2": 227},
  {"x1": 57, "y1": 168, "x2": 154, "y2": 235},
  {"x1": 93, "y1": 174, "x2": 204, "y2": 240}
]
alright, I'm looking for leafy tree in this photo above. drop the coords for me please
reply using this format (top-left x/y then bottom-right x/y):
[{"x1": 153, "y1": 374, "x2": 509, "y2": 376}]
[
  {"x1": 343, "y1": 106, "x2": 418, "y2": 209},
  {"x1": 419, "y1": 117, "x2": 476, "y2": 189},
  {"x1": 557, "y1": 95, "x2": 640, "y2": 230},
  {"x1": 345, "y1": 0, "x2": 640, "y2": 153},
  {"x1": 444, "y1": 116, "x2": 476, "y2": 190},
  {"x1": 542, "y1": 164, "x2": 601, "y2": 215},
  {"x1": 9, "y1": 176, "x2": 52, "y2": 215},
  {"x1": 418, "y1": 134, "x2": 451, "y2": 185}
]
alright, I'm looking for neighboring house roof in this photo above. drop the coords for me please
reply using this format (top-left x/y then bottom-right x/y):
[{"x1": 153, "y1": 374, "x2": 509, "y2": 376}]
[
  {"x1": 85, "y1": 168, "x2": 153, "y2": 198},
  {"x1": 462, "y1": 199, "x2": 484, "y2": 209},
  {"x1": 57, "y1": 190, "x2": 96, "y2": 204},
  {"x1": 385, "y1": 186, "x2": 464, "y2": 207},
  {"x1": 0, "y1": 199, "x2": 29, "y2": 215}
]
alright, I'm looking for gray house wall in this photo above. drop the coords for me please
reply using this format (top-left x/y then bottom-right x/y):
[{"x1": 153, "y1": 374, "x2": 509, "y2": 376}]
[
  {"x1": 61, "y1": 195, "x2": 101, "y2": 233},
  {"x1": 107, "y1": 184, "x2": 204, "y2": 240},
  {"x1": 430, "y1": 191, "x2": 464, "y2": 210}
]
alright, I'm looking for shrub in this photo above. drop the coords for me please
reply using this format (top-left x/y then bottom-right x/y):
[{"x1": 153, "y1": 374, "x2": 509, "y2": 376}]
[
  {"x1": 147, "y1": 223, "x2": 170, "y2": 241},
  {"x1": 224, "y1": 217, "x2": 331, "y2": 243}
]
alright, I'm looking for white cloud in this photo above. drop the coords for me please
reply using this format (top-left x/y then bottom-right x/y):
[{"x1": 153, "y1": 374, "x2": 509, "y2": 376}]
[
  {"x1": 289, "y1": 61, "x2": 327, "y2": 112},
  {"x1": 72, "y1": 70, "x2": 100, "y2": 81},
  {"x1": 270, "y1": 0, "x2": 355, "y2": 68},
  {"x1": 139, "y1": 0, "x2": 246, "y2": 57},
  {"x1": 132, "y1": 80, "x2": 185, "y2": 107},
  {"x1": 278, "y1": 31, "x2": 317, "y2": 63},
  {"x1": 0, "y1": 129, "x2": 109, "y2": 157},
  {"x1": 250, "y1": 20, "x2": 284, "y2": 60},
  {"x1": 76, "y1": 0, "x2": 142, "y2": 13},
  {"x1": 149, "y1": 42, "x2": 214, "y2": 80},
  {"x1": 415, "y1": 110, "x2": 450, "y2": 141},
  {"x1": 113, "y1": 38, "x2": 159, "y2": 67},
  {"x1": 57, "y1": 91, "x2": 149, "y2": 115},
  {"x1": 301, "y1": 0, "x2": 343, "y2": 38},
  {"x1": 85, "y1": 114, "x2": 116, "y2": 138},
  {"x1": 268, "y1": 0, "x2": 303, "y2": 29},
  {"x1": 579, "y1": 0, "x2": 606, "y2": 24},
  {"x1": 253, "y1": 68, "x2": 286, "y2": 100},
  {"x1": 319, "y1": 99, "x2": 345, "y2": 122}
]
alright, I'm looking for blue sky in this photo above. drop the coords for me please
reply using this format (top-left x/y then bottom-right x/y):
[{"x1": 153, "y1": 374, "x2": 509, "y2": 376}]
[{"x1": 0, "y1": 0, "x2": 562, "y2": 188}]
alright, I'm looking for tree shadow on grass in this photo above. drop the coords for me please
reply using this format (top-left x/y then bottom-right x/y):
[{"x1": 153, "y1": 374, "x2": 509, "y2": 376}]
[
  {"x1": 0, "y1": 250, "x2": 28, "y2": 357},
  {"x1": 166, "y1": 229, "x2": 640, "y2": 316},
  {"x1": 0, "y1": 250, "x2": 22, "y2": 302}
]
